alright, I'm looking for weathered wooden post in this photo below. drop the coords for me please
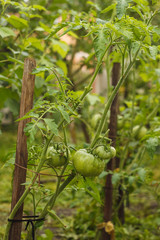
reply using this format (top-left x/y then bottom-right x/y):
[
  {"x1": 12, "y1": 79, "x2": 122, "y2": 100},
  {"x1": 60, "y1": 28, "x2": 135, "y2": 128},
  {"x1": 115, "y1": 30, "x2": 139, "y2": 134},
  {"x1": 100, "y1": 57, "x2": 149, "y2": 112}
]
[
  {"x1": 9, "y1": 58, "x2": 36, "y2": 240},
  {"x1": 102, "y1": 62, "x2": 121, "y2": 240}
]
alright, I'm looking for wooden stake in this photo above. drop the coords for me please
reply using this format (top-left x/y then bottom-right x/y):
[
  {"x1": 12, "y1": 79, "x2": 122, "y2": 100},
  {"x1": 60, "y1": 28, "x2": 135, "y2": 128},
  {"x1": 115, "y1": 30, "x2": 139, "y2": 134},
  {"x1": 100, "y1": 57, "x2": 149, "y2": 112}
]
[
  {"x1": 102, "y1": 62, "x2": 121, "y2": 240},
  {"x1": 9, "y1": 58, "x2": 36, "y2": 240}
]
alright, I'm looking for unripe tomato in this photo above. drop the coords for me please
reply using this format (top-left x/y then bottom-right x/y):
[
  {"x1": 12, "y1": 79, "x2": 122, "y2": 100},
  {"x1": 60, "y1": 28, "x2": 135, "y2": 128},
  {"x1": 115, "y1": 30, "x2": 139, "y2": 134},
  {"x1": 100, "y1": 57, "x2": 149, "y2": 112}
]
[
  {"x1": 90, "y1": 113, "x2": 101, "y2": 129},
  {"x1": 94, "y1": 146, "x2": 116, "y2": 159},
  {"x1": 133, "y1": 125, "x2": 147, "y2": 139},
  {"x1": 110, "y1": 146, "x2": 116, "y2": 158},
  {"x1": 46, "y1": 147, "x2": 66, "y2": 167},
  {"x1": 93, "y1": 146, "x2": 111, "y2": 159},
  {"x1": 72, "y1": 149, "x2": 105, "y2": 177}
]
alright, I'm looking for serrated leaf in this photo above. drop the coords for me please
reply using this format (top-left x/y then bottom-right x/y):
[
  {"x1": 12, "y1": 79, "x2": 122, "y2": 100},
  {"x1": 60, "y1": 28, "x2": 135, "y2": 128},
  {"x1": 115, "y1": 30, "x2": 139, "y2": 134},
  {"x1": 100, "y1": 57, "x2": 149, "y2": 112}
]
[
  {"x1": 93, "y1": 27, "x2": 109, "y2": 62},
  {"x1": 37, "y1": 121, "x2": 46, "y2": 131},
  {"x1": 116, "y1": 0, "x2": 131, "y2": 19},
  {"x1": 58, "y1": 106, "x2": 70, "y2": 123},
  {"x1": 0, "y1": 27, "x2": 15, "y2": 38},
  {"x1": 44, "y1": 118, "x2": 58, "y2": 135},
  {"x1": 145, "y1": 137, "x2": 159, "y2": 158},
  {"x1": 149, "y1": 46, "x2": 158, "y2": 60},
  {"x1": 63, "y1": 102, "x2": 77, "y2": 115}
]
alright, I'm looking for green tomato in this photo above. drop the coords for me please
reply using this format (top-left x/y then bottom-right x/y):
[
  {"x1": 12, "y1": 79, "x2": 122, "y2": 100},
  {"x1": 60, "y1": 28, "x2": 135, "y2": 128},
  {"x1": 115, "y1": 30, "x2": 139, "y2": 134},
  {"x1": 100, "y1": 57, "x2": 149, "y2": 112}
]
[
  {"x1": 46, "y1": 147, "x2": 66, "y2": 167},
  {"x1": 110, "y1": 146, "x2": 116, "y2": 158},
  {"x1": 90, "y1": 113, "x2": 101, "y2": 129},
  {"x1": 72, "y1": 149, "x2": 105, "y2": 177},
  {"x1": 94, "y1": 146, "x2": 116, "y2": 159},
  {"x1": 94, "y1": 146, "x2": 111, "y2": 159},
  {"x1": 133, "y1": 125, "x2": 147, "y2": 139}
]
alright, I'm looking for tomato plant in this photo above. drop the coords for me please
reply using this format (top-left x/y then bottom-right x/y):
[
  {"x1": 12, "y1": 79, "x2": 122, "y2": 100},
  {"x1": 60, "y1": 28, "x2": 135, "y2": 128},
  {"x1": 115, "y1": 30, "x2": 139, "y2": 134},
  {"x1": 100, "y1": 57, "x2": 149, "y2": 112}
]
[{"x1": 1, "y1": 0, "x2": 160, "y2": 240}]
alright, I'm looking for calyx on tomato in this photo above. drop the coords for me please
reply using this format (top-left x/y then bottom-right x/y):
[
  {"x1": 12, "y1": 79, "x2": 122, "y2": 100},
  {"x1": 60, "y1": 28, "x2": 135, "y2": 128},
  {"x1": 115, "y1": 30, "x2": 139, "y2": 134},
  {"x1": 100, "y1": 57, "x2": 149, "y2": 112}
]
[
  {"x1": 132, "y1": 125, "x2": 147, "y2": 139},
  {"x1": 46, "y1": 146, "x2": 66, "y2": 168},
  {"x1": 72, "y1": 149, "x2": 105, "y2": 177},
  {"x1": 93, "y1": 146, "x2": 116, "y2": 159}
]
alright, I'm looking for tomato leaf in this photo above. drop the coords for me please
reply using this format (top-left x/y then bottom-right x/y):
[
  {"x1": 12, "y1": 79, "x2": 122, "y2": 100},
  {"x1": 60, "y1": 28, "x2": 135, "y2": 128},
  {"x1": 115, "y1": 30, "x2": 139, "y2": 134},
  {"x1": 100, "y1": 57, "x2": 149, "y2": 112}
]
[
  {"x1": 58, "y1": 106, "x2": 70, "y2": 123},
  {"x1": 93, "y1": 27, "x2": 109, "y2": 62},
  {"x1": 116, "y1": 0, "x2": 131, "y2": 19},
  {"x1": 0, "y1": 27, "x2": 15, "y2": 38},
  {"x1": 101, "y1": 3, "x2": 117, "y2": 14},
  {"x1": 44, "y1": 118, "x2": 59, "y2": 135}
]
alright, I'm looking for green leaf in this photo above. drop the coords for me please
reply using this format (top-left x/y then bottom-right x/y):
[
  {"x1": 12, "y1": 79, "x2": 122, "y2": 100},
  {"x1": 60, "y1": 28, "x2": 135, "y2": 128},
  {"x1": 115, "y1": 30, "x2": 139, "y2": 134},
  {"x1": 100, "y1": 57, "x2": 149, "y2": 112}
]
[
  {"x1": 112, "y1": 172, "x2": 121, "y2": 185},
  {"x1": 86, "y1": 94, "x2": 100, "y2": 106},
  {"x1": 8, "y1": 57, "x2": 24, "y2": 65},
  {"x1": 44, "y1": 118, "x2": 59, "y2": 135},
  {"x1": 45, "y1": 23, "x2": 68, "y2": 39},
  {"x1": 101, "y1": 3, "x2": 117, "y2": 13},
  {"x1": 45, "y1": 74, "x2": 55, "y2": 82},
  {"x1": 84, "y1": 178, "x2": 102, "y2": 204},
  {"x1": 0, "y1": 27, "x2": 15, "y2": 38},
  {"x1": 145, "y1": 137, "x2": 159, "y2": 158},
  {"x1": 52, "y1": 39, "x2": 69, "y2": 58},
  {"x1": 116, "y1": 0, "x2": 131, "y2": 19},
  {"x1": 58, "y1": 106, "x2": 70, "y2": 123},
  {"x1": 32, "y1": 4, "x2": 47, "y2": 11},
  {"x1": 99, "y1": 171, "x2": 110, "y2": 179},
  {"x1": 56, "y1": 60, "x2": 68, "y2": 76},
  {"x1": 93, "y1": 27, "x2": 109, "y2": 62},
  {"x1": 24, "y1": 122, "x2": 37, "y2": 142},
  {"x1": 24, "y1": 37, "x2": 44, "y2": 51},
  {"x1": 138, "y1": 168, "x2": 146, "y2": 181},
  {"x1": 149, "y1": 46, "x2": 158, "y2": 60},
  {"x1": 32, "y1": 66, "x2": 50, "y2": 74},
  {"x1": 7, "y1": 15, "x2": 28, "y2": 30}
]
